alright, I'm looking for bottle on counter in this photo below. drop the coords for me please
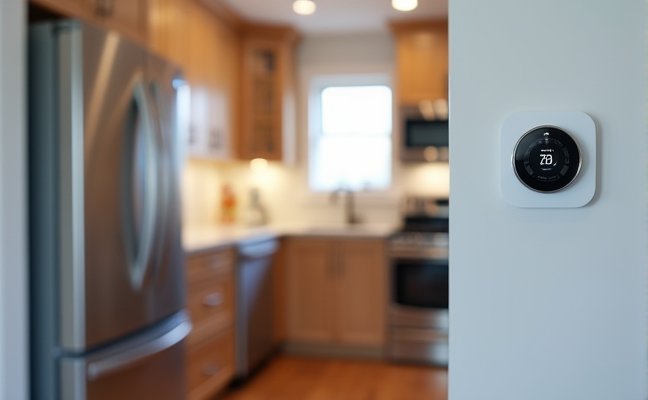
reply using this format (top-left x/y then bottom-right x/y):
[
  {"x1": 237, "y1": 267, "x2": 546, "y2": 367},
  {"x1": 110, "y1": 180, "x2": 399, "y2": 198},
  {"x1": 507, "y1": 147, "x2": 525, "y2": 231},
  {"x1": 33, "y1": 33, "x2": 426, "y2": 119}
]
[
  {"x1": 242, "y1": 187, "x2": 268, "y2": 227},
  {"x1": 220, "y1": 183, "x2": 237, "y2": 225}
]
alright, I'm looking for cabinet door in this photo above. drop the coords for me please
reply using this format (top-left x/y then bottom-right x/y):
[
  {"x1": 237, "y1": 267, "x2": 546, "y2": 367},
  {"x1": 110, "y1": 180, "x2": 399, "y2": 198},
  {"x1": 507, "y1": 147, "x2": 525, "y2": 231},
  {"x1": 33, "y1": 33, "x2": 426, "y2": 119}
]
[
  {"x1": 335, "y1": 240, "x2": 387, "y2": 346},
  {"x1": 148, "y1": 0, "x2": 190, "y2": 68},
  {"x1": 187, "y1": 329, "x2": 234, "y2": 400},
  {"x1": 394, "y1": 21, "x2": 448, "y2": 104},
  {"x1": 182, "y1": 1, "x2": 236, "y2": 161},
  {"x1": 185, "y1": 86, "x2": 230, "y2": 159},
  {"x1": 285, "y1": 239, "x2": 335, "y2": 343},
  {"x1": 241, "y1": 40, "x2": 283, "y2": 160},
  {"x1": 239, "y1": 26, "x2": 298, "y2": 163}
]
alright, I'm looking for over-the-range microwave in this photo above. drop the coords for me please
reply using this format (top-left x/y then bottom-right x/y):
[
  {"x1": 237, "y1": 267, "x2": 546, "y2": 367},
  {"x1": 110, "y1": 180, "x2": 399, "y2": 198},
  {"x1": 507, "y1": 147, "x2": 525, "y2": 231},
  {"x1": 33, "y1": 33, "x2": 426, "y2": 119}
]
[{"x1": 400, "y1": 100, "x2": 449, "y2": 162}]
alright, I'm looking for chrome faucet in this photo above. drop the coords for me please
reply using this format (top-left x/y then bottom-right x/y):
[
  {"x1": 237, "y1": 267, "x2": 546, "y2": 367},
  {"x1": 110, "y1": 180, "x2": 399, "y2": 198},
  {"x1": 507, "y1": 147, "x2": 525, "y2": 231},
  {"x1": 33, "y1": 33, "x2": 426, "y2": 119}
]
[{"x1": 330, "y1": 187, "x2": 363, "y2": 225}]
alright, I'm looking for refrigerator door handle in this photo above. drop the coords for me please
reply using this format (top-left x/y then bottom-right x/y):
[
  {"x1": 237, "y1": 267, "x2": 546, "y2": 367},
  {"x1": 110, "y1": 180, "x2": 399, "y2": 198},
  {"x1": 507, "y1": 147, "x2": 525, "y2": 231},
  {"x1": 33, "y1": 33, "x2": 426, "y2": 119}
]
[
  {"x1": 122, "y1": 77, "x2": 160, "y2": 290},
  {"x1": 146, "y1": 79, "x2": 169, "y2": 270},
  {"x1": 86, "y1": 318, "x2": 191, "y2": 381}
]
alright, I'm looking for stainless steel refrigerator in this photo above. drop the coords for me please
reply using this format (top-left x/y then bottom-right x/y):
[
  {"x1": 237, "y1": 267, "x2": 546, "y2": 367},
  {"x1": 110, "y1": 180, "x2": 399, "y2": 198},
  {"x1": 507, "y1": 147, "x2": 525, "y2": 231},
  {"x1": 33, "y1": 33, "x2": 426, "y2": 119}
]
[{"x1": 29, "y1": 21, "x2": 190, "y2": 400}]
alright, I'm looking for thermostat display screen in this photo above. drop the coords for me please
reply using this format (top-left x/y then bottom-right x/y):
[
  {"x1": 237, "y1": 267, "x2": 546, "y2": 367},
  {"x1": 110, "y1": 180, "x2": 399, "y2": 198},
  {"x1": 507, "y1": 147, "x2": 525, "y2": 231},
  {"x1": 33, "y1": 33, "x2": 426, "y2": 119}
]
[{"x1": 513, "y1": 126, "x2": 581, "y2": 192}]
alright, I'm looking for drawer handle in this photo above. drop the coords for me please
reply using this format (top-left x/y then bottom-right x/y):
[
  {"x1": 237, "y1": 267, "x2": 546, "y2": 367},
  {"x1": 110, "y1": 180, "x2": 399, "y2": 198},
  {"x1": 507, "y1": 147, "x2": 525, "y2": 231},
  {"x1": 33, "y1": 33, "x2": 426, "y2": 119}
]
[
  {"x1": 202, "y1": 363, "x2": 221, "y2": 377},
  {"x1": 202, "y1": 293, "x2": 223, "y2": 308}
]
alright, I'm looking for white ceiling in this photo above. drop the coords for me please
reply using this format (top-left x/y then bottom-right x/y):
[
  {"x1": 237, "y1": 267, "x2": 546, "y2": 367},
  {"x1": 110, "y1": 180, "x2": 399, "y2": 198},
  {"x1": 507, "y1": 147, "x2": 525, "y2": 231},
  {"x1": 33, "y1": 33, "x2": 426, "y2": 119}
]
[{"x1": 220, "y1": 0, "x2": 448, "y2": 35}]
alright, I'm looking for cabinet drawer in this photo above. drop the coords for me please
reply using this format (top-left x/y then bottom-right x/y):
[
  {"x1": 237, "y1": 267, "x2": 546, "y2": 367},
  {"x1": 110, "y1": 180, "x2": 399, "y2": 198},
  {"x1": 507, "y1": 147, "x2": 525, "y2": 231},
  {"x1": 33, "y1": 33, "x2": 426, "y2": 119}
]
[
  {"x1": 187, "y1": 249, "x2": 234, "y2": 284},
  {"x1": 188, "y1": 275, "x2": 233, "y2": 332},
  {"x1": 187, "y1": 329, "x2": 234, "y2": 400}
]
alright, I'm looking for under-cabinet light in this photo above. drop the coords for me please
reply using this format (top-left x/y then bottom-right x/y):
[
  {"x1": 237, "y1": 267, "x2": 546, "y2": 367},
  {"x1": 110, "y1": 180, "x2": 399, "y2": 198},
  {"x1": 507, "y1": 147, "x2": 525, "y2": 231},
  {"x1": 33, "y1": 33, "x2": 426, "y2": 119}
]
[{"x1": 250, "y1": 158, "x2": 269, "y2": 173}]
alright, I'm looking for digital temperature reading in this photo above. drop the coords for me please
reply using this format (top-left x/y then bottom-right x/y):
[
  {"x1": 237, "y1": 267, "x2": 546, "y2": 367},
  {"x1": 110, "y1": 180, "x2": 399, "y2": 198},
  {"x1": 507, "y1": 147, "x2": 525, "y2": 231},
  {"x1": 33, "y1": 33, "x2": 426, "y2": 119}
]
[
  {"x1": 513, "y1": 126, "x2": 581, "y2": 192},
  {"x1": 539, "y1": 154, "x2": 552, "y2": 165}
]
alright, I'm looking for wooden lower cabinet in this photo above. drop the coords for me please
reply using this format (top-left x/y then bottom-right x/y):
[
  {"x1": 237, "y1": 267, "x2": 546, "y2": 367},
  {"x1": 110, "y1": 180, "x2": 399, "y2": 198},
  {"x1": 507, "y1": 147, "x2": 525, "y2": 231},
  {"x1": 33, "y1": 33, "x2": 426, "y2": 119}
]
[
  {"x1": 285, "y1": 237, "x2": 387, "y2": 349},
  {"x1": 335, "y1": 240, "x2": 388, "y2": 346},
  {"x1": 186, "y1": 247, "x2": 236, "y2": 400},
  {"x1": 286, "y1": 239, "x2": 334, "y2": 343},
  {"x1": 187, "y1": 329, "x2": 234, "y2": 400}
]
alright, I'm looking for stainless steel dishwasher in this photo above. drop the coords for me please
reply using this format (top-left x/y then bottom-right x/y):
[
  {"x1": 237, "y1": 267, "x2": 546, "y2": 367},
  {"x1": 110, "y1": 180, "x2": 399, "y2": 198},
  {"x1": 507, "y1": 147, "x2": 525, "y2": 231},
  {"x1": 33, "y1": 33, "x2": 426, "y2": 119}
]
[{"x1": 235, "y1": 236, "x2": 279, "y2": 379}]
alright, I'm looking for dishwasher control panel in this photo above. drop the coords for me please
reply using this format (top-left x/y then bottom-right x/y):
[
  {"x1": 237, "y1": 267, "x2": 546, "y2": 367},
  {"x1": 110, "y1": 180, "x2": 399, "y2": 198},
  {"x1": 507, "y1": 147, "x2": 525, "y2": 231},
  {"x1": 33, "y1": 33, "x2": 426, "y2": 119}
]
[{"x1": 501, "y1": 111, "x2": 596, "y2": 208}]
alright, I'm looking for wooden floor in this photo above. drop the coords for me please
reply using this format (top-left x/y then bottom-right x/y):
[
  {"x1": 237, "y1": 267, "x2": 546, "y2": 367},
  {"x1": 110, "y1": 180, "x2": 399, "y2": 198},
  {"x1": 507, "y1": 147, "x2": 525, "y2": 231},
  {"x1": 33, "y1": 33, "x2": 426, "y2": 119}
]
[{"x1": 221, "y1": 356, "x2": 448, "y2": 400}]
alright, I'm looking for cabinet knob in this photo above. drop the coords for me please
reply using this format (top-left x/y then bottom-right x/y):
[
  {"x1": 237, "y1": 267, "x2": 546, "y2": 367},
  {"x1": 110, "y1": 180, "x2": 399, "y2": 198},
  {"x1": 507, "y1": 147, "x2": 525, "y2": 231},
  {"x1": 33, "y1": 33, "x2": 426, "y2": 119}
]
[
  {"x1": 202, "y1": 292, "x2": 224, "y2": 308},
  {"x1": 95, "y1": 0, "x2": 114, "y2": 17}
]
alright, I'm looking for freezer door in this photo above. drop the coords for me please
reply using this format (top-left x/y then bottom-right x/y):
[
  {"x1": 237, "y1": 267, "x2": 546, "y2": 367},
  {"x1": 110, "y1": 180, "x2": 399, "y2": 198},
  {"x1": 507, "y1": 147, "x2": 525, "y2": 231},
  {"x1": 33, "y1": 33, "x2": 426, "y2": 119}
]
[
  {"x1": 146, "y1": 53, "x2": 186, "y2": 321},
  {"x1": 58, "y1": 22, "x2": 166, "y2": 351},
  {"x1": 61, "y1": 312, "x2": 191, "y2": 400}
]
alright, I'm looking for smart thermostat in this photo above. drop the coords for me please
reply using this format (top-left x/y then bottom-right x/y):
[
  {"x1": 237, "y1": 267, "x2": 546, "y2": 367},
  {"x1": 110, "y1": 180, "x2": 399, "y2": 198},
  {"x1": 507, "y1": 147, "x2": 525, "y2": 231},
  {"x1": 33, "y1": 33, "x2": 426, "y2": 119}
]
[{"x1": 501, "y1": 111, "x2": 596, "y2": 208}]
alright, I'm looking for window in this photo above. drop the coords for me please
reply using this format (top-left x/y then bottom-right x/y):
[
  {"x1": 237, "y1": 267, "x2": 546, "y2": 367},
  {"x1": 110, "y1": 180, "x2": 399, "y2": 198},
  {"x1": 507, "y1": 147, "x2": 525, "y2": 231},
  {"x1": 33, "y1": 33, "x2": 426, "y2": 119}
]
[{"x1": 308, "y1": 78, "x2": 392, "y2": 192}]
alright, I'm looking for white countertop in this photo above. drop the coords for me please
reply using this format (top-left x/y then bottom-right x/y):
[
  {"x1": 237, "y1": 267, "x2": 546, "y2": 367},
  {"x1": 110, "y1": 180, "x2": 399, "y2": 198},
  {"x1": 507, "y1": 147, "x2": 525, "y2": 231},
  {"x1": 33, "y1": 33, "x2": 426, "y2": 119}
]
[{"x1": 183, "y1": 222, "x2": 399, "y2": 254}]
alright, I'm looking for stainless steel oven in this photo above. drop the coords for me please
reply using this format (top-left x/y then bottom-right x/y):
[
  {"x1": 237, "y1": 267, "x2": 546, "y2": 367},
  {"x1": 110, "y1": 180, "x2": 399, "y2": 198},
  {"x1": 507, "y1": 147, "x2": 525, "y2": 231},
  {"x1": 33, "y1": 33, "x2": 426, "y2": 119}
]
[{"x1": 387, "y1": 197, "x2": 449, "y2": 366}]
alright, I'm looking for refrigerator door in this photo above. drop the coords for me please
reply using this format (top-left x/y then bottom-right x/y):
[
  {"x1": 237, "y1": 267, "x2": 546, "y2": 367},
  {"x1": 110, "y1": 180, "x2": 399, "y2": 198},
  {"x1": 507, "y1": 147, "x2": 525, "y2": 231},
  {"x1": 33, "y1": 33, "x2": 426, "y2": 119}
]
[
  {"x1": 58, "y1": 22, "x2": 166, "y2": 351},
  {"x1": 146, "y1": 53, "x2": 186, "y2": 321},
  {"x1": 61, "y1": 312, "x2": 191, "y2": 400}
]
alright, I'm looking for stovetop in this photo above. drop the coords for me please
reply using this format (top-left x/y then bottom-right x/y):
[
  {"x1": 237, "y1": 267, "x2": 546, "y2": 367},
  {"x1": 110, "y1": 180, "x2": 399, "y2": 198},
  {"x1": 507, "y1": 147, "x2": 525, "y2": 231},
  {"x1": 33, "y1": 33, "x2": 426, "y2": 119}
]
[
  {"x1": 391, "y1": 231, "x2": 448, "y2": 247},
  {"x1": 391, "y1": 197, "x2": 449, "y2": 259},
  {"x1": 389, "y1": 229, "x2": 449, "y2": 260}
]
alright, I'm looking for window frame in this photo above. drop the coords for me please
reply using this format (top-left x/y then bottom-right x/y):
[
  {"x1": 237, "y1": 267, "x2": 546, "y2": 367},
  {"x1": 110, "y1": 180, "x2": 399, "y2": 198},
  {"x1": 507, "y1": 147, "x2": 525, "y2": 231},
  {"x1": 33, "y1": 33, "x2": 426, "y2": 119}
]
[{"x1": 306, "y1": 73, "x2": 396, "y2": 198}]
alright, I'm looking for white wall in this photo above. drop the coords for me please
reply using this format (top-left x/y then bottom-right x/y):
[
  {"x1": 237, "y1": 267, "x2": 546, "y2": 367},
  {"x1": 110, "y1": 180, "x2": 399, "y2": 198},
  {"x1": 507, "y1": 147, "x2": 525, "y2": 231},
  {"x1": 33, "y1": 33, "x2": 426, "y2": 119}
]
[
  {"x1": 449, "y1": 1, "x2": 647, "y2": 400},
  {"x1": 0, "y1": 0, "x2": 28, "y2": 399}
]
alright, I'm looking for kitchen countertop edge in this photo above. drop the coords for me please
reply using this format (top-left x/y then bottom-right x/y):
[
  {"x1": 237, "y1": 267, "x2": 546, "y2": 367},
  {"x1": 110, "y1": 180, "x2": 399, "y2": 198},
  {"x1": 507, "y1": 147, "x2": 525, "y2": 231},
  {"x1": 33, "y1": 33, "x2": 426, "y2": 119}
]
[{"x1": 183, "y1": 223, "x2": 399, "y2": 255}]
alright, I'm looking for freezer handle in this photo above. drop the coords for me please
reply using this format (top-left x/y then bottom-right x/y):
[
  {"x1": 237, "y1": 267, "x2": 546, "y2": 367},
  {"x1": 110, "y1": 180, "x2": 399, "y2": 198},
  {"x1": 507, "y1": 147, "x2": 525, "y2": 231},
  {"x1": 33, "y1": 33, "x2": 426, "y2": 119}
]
[{"x1": 86, "y1": 319, "x2": 191, "y2": 381}]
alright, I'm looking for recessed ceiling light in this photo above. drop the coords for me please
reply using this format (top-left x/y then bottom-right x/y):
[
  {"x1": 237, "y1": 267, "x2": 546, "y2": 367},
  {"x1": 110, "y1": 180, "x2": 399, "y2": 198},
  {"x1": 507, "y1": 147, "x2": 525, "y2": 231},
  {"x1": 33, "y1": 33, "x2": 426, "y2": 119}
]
[
  {"x1": 392, "y1": 0, "x2": 418, "y2": 12},
  {"x1": 293, "y1": 0, "x2": 316, "y2": 15}
]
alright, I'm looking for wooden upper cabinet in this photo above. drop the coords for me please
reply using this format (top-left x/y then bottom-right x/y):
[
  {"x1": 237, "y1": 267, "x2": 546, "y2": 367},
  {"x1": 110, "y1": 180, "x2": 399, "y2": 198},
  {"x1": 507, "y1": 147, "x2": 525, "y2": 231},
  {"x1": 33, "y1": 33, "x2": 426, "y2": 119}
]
[
  {"x1": 239, "y1": 24, "x2": 298, "y2": 162},
  {"x1": 148, "y1": 0, "x2": 190, "y2": 65},
  {"x1": 149, "y1": 0, "x2": 241, "y2": 161},
  {"x1": 30, "y1": 0, "x2": 148, "y2": 43},
  {"x1": 391, "y1": 19, "x2": 448, "y2": 105}
]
